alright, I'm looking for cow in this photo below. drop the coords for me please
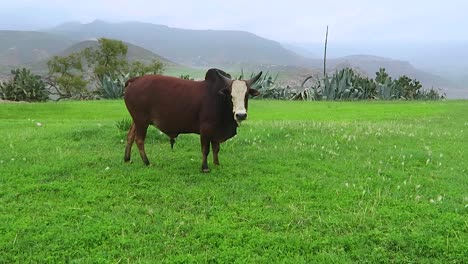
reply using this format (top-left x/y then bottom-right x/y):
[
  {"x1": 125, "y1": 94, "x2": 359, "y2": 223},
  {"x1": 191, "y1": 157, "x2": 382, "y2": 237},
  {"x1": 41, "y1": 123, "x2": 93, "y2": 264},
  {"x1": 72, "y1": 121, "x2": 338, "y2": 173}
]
[{"x1": 123, "y1": 68, "x2": 262, "y2": 172}]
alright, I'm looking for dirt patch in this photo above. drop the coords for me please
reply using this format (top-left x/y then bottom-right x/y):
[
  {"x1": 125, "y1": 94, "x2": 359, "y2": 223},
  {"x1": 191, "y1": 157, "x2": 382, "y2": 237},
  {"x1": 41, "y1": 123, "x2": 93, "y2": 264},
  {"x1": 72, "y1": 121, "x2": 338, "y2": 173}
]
[{"x1": 0, "y1": 99, "x2": 28, "y2": 103}]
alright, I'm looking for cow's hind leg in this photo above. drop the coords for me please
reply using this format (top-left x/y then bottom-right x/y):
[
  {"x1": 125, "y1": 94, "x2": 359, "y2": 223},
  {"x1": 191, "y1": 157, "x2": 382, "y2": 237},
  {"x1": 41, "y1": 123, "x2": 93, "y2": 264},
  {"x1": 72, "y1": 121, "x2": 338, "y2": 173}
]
[
  {"x1": 200, "y1": 135, "x2": 211, "y2": 173},
  {"x1": 135, "y1": 122, "x2": 150, "y2": 166},
  {"x1": 124, "y1": 122, "x2": 136, "y2": 162},
  {"x1": 211, "y1": 140, "x2": 220, "y2": 165}
]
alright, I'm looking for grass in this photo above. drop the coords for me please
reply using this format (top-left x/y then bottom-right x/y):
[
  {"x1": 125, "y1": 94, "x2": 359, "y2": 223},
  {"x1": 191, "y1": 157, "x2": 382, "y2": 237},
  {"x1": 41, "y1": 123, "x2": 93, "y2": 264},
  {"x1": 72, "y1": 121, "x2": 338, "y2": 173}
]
[{"x1": 0, "y1": 100, "x2": 467, "y2": 263}]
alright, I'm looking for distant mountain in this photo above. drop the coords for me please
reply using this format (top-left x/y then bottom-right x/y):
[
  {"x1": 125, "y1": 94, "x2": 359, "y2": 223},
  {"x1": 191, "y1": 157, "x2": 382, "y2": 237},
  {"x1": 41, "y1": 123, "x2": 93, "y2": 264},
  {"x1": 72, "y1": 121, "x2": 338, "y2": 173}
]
[
  {"x1": 46, "y1": 20, "x2": 308, "y2": 67},
  {"x1": 287, "y1": 41, "x2": 468, "y2": 72},
  {"x1": 0, "y1": 30, "x2": 73, "y2": 66},
  {"x1": 281, "y1": 43, "x2": 320, "y2": 59}
]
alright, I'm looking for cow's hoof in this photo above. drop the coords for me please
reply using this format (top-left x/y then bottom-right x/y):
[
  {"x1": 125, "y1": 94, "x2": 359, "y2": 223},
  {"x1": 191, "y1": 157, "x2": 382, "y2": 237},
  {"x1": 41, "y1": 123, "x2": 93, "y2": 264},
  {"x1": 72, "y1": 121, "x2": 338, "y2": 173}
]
[{"x1": 202, "y1": 168, "x2": 210, "y2": 173}]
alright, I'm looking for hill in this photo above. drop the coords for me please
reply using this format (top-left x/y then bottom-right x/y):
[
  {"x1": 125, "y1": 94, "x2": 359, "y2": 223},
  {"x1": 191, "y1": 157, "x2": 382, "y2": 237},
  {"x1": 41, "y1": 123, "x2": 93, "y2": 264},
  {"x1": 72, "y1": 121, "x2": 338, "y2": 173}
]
[
  {"x1": 0, "y1": 30, "x2": 73, "y2": 66},
  {"x1": 56, "y1": 40, "x2": 175, "y2": 65},
  {"x1": 47, "y1": 20, "x2": 308, "y2": 67}
]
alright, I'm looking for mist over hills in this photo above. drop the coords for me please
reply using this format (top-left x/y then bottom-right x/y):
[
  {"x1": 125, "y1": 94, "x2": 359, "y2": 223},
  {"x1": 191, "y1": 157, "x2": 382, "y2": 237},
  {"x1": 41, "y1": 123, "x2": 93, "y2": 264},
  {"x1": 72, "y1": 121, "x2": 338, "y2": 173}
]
[
  {"x1": 0, "y1": 30, "x2": 73, "y2": 66},
  {"x1": 289, "y1": 41, "x2": 468, "y2": 73},
  {"x1": 47, "y1": 20, "x2": 308, "y2": 67},
  {"x1": 0, "y1": 20, "x2": 465, "y2": 97}
]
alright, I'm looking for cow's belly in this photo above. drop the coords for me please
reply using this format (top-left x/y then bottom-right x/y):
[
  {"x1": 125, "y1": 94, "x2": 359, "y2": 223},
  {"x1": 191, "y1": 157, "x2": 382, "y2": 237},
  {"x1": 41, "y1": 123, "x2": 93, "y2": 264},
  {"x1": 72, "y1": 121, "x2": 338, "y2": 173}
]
[{"x1": 150, "y1": 115, "x2": 200, "y2": 135}]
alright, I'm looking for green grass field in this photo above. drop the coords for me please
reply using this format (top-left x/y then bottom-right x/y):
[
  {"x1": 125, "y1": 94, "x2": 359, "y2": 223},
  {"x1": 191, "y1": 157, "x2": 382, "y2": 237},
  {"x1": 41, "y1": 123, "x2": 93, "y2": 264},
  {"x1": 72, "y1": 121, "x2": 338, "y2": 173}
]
[{"x1": 0, "y1": 100, "x2": 467, "y2": 263}]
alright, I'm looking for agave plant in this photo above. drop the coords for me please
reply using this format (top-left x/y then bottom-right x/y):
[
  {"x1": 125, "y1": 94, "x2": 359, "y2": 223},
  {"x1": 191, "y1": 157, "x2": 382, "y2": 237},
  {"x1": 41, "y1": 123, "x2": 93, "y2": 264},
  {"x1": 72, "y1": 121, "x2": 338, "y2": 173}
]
[
  {"x1": 236, "y1": 70, "x2": 284, "y2": 99},
  {"x1": 244, "y1": 67, "x2": 445, "y2": 102},
  {"x1": 377, "y1": 77, "x2": 397, "y2": 100},
  {"x1": 297, "y1": 75, "x2": 323, "y2": 100},
  {"x1": 99, "y1": 74, "x2": 125, "y2": 99},
  {"x1": 318, "y1": 68, "x2": 361, "y2": 100}
]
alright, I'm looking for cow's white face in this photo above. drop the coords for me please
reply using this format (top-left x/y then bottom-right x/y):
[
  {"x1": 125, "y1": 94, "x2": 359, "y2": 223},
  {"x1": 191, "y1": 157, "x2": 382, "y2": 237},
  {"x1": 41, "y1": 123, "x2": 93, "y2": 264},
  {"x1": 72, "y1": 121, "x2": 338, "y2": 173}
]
[
  {"x1": 231, "y1": 80, "x2": 248, "y2": 124},
  {"x1": 215, "y1": 69, "x2": 261, "y2": 125}
]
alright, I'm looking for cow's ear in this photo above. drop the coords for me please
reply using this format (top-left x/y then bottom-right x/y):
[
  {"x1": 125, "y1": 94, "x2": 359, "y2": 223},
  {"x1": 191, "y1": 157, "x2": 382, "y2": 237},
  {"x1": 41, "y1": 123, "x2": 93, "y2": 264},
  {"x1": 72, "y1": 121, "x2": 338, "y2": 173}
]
[
  {"x1": 249, "y1": 88, "x2": 260, "y2": 97},
  {"x1": 219, "y1": 88, "x2": 231, "y2": 96}
]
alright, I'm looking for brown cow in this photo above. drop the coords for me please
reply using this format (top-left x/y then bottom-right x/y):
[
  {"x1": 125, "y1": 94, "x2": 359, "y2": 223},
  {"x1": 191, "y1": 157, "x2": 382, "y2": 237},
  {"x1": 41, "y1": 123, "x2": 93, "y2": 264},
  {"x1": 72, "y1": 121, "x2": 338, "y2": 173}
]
[{"x1": 123, "y1": 68, "x2": 262, "y2": 172}]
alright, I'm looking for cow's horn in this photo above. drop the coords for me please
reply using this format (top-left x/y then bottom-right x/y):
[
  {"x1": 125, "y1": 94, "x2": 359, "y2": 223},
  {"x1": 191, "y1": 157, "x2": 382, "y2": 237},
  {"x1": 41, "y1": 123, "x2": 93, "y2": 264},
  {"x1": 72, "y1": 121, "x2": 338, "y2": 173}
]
[
  {"x1": 215, "y1": 70, "x2": 232, "y2": 86},
  {"x1": 246, "y1": 71, "x2": 263, "y2": 87}
]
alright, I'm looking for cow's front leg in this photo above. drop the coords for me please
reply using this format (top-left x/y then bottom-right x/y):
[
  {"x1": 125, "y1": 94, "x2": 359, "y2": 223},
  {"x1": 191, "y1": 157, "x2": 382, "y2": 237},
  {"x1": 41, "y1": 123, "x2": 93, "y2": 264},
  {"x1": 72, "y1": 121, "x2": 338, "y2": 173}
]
[
  {"x1": 200, "y1": 135, "x2": 211, "y2": 173},
  {"x1": 211, "y1": 140, "x2": 220, "y2": 165}
]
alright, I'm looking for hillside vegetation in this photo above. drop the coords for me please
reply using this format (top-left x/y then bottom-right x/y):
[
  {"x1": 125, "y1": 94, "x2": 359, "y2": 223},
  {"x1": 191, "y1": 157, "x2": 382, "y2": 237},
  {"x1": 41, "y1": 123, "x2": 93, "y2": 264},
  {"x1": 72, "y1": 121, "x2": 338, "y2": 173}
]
[
  {"x1": 56, "y1": 40, "x2": 174, "y2": 65},
  {"x1": 0, "y1": 31, "x2": 174, "y2": 76}
]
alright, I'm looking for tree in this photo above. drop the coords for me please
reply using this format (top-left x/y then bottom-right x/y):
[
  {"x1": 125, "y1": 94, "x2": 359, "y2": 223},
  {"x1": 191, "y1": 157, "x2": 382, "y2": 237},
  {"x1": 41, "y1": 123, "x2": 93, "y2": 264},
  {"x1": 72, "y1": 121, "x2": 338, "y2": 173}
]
[
  {"x1": 127, "y1": 59, "x2": 165, "y2": 77},
  {"x1": 46, "y1": 37, "x2": 165, "y2": 100},
  {"x1": 46, "y1": 53, "x2": 89, "y2": 100},
  {"x1": 83, "y1": 38, "x2": 128, "y2": 82}
]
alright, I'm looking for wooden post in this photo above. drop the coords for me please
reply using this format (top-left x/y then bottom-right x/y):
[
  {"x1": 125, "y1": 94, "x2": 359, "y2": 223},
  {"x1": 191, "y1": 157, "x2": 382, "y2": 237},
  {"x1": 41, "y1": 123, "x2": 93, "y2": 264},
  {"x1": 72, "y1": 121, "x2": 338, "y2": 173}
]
[{"x1": 324, "y1": 25, "x2": 328, "y2": 77}]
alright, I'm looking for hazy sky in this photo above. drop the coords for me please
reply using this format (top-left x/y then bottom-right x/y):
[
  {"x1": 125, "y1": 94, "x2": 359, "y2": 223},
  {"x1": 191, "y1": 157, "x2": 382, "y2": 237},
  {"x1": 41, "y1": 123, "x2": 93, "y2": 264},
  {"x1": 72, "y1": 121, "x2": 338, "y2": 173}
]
[{"x1": 1, "y1": 0, "x2": 467, "y2": 44}]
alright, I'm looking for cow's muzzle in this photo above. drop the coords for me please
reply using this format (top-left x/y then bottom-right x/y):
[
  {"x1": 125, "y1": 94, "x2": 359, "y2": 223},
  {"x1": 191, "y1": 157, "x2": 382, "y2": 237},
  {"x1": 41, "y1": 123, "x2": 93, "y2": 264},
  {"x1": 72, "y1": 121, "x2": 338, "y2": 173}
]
[{"x1": 235, "y1": 112, "x2": 247, "y2": 121}]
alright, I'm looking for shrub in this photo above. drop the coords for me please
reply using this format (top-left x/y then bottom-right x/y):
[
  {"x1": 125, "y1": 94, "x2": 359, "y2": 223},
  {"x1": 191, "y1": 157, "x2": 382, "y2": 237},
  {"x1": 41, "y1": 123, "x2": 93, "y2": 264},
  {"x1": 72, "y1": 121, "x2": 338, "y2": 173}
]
[
  {"x1": 116, "y1": 118, "x2": 132, "y2": 132},
  {"x1": 180, "y1": 74, "x2": 194, "y2": 80},
  {"x1": 0, "y1": 68, "x2": 48, "y2": 102}
]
